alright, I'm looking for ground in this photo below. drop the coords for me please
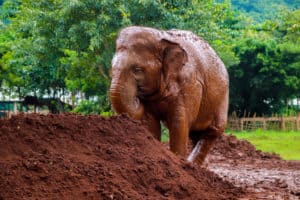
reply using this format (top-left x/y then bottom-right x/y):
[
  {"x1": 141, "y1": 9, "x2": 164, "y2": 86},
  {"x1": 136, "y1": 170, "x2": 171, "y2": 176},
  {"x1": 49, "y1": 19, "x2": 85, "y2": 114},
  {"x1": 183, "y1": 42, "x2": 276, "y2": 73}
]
[
  {"x1": 207, "y1": 135, "x2": 300, "y2": 199},
  {"x1": 0, "y1": 113, "x2": 299, "y2": 199}
]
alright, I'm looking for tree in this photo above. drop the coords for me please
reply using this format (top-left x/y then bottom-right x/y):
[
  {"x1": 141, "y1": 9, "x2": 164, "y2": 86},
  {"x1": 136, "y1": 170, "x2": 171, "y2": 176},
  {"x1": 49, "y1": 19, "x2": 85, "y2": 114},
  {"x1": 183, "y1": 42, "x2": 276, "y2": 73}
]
[
  {"x1": 229, "y1": 37, "x2": 277, "y2": 115},
  {"x1": 230, "y1": 0, "x2": 299, "y2": 23},
  {"x1": 5, "y1": 0, "x2": 297, "y2": 115},
  {"x1": 1, "y1": 0, "x2": 240, "y2": 112},
  {"x1": 0, "y1": 0, "x2": 20, "y2": 98},
  {"x1": 228, "y1": 7, "x2": 300, "y2": 116},
  {"x1": 276, "y1": 9, "x2": 300, "y2": 106}
]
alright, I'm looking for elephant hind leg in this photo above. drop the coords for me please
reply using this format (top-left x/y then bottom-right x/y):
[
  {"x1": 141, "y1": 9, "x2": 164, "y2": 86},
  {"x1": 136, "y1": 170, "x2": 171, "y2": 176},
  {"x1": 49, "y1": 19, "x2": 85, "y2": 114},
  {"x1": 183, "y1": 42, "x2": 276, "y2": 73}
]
[
  {"x1": 187, "y1": 127, "x2": 222, "y2": 165},
  {"x1": 187, "y1": 130, "x2": 203, "y2": 163}
]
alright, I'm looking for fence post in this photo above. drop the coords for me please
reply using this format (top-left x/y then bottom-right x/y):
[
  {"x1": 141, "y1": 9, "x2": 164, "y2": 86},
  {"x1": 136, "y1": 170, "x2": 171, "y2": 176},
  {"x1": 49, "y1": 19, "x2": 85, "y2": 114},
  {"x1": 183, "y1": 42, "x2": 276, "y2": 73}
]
[
  {"x1": 281, "y1": 117, "x2": 286, "y2": 131},
  {"x1": 296, "y1": 115, "x2": 300, "y2": 131},
  {"x1": 240, "y1": 118, "x2": 244, "y2": 131},
  {"x1": 263, "y1": 118, "x2": 267, "y2": 130}
]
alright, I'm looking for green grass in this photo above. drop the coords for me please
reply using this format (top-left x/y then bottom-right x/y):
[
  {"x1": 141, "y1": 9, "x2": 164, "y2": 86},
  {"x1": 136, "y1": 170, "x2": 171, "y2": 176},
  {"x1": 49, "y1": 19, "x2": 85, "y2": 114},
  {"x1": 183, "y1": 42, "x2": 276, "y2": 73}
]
[{"x1": 228, "y1": 130, "x2": 300, "y2": 160}]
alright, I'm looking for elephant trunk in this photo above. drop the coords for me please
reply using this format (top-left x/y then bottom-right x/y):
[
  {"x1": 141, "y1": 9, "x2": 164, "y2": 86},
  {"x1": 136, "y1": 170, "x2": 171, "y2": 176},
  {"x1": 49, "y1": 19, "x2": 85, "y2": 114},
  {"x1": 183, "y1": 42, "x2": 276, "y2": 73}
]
[{"x1": 110, "y1": 72, "x2": 144, "y2": 120}]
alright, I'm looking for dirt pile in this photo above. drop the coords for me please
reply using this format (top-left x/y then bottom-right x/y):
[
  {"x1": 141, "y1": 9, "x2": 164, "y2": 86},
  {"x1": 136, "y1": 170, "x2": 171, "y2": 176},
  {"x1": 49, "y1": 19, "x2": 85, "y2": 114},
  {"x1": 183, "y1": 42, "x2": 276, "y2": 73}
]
[
  {"x1": 0, "y1": 113, "x2": 243, "y2": 200},
  {"x1": 209, "y1": 134, "x2": 281, "y2": 164},
  {"x1": 207, "y1": 134, "x2": 300, "y2": 199}
]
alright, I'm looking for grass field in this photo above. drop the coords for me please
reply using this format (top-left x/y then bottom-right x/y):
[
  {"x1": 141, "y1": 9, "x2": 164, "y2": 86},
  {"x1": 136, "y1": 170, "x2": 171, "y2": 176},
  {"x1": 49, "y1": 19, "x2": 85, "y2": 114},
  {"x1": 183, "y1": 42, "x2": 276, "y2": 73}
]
[{"x1": 228, "y1": 130, "x2": 300, "y2": 160}]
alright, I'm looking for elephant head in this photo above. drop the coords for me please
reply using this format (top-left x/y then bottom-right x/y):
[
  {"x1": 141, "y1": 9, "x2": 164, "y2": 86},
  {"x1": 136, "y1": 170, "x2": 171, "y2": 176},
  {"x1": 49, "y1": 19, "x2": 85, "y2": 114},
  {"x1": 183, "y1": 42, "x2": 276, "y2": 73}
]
[{"x1": 109, "y1": 26, "x2": 187, "y2": 120}]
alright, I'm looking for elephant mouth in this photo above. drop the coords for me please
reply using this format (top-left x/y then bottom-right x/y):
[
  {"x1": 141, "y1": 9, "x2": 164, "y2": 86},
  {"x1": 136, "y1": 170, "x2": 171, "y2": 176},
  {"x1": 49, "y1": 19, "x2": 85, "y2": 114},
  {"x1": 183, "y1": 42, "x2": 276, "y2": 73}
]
[
  {"x1": 137, "y1": 87, "x2": 161, "y2": 101},
  {"x1": 137, "y1": 85, "x2": 159, "y2": 97}
]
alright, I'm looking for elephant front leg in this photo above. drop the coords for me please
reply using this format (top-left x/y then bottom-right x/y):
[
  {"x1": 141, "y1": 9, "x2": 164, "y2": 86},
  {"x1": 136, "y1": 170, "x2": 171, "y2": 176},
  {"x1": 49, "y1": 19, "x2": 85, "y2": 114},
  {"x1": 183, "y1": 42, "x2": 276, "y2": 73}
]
[
  {"x1": 168, "y1": 114, "x2": 189, "y2": 156},
  {"x1": 142, "y1": 113, "x2": 161, "y2": 141}
]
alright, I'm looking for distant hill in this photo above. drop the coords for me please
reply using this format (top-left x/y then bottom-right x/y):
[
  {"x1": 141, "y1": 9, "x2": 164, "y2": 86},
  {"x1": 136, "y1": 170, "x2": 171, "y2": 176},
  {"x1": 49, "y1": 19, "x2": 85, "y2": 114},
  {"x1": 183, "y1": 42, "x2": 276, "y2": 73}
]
[{"x1": 230, "y1": 0, "x2": 300, "y2": 22}]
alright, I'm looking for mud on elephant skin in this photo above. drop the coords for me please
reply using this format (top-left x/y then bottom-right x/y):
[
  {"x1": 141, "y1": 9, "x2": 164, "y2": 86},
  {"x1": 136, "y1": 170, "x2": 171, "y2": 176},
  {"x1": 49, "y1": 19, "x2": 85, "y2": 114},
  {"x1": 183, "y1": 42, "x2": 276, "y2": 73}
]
[{"x1": 109, "y1": 26, "x2": 229, "y2": 165}]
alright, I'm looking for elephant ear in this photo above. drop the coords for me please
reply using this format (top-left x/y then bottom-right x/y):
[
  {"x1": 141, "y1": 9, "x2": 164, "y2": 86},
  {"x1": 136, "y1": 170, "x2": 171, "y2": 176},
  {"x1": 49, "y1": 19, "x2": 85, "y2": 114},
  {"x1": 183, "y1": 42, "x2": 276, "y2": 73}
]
[{"x1": 161, "y1": 39, "x2": 188, "y2": 85}]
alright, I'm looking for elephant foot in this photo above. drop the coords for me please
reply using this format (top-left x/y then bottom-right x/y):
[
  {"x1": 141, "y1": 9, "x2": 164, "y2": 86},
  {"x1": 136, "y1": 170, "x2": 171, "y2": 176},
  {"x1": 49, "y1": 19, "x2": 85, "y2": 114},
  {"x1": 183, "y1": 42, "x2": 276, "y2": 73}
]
[
  {"x1": 187, "y1": 128, "x2": 221, "y2": 165},
  {"x1": 195, "y1": 137, "x2": 217, "y2": 165},
  {"x1": 187, "y1": 140, "x2": 203, "y2": 163}
]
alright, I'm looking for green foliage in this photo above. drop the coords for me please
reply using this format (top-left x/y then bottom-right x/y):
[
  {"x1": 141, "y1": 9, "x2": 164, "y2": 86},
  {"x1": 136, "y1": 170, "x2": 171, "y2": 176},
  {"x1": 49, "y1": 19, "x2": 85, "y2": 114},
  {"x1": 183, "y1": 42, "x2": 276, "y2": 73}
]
[
  {"x1": 161, "y1": 124, "x2": 169, "y2": 142},
  {"x1": 230, "y1": 0, "x2": 299, "y2": 23},
  {"x1": 229, "y1": 130, "x2": 300, "y2": 160},
  {"x1": 228, "y1": 7, "x2": 300, "y2": 116},
  {"x1": 0, "y1": 0, "x2": 238, "y2": 110},
  {"x1": 73, "y1": 100, "x2": 101, "y2": 115},
  {"x1": 101, "y1": 111, "x2": 114, "y2": 117},
  {"x1": 0, "y1": 0, "x2": 299, "y2": 115},
  {"x1": 277, "y1": 106, "x2": 298, "y2": 116},
  {"x1": 0, "y1": 0, "x2": 19, "y2": 23},
  {"x1": 229, "y1": 37, "x2": 281, "y2": 115},
  {"x1": 72, "y1": 94, "x2": 111, "y2": 115}
]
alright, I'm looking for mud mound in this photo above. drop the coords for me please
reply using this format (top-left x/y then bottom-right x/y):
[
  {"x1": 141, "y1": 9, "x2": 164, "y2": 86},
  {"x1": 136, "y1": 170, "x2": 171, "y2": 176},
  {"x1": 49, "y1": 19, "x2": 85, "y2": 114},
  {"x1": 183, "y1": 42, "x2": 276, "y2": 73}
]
[
  {"x1": 208, "y1": 135, "x2": 300, "y2": 199},
  {"x1": 210, "y1": 134, "x2": 281, "y2": 163},
  {"x1": 0, "y1": 113, "x2": 243, "y2": 200}
]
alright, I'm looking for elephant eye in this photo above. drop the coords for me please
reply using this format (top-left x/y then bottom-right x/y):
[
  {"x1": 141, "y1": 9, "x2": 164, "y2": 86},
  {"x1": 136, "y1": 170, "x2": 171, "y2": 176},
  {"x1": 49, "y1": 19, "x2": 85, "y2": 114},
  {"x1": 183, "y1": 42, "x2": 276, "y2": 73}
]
[{"x1": 132, "y1": 66, "x2": 143, "y2": 74}]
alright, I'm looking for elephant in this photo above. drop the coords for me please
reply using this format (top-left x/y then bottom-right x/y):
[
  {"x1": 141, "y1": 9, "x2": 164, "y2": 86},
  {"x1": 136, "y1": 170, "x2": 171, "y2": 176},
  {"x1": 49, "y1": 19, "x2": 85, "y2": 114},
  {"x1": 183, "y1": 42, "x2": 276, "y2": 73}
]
[{"x1": 109, "y1": 26, "x2": 229, "y2": 165}]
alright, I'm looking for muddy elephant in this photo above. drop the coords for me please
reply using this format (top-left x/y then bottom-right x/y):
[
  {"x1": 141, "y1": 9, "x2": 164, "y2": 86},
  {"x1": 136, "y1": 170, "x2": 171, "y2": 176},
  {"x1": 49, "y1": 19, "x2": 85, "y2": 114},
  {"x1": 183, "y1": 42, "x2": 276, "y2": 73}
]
[{"x1": 109, "y1": 26, "x2": 229, "y2": 164}]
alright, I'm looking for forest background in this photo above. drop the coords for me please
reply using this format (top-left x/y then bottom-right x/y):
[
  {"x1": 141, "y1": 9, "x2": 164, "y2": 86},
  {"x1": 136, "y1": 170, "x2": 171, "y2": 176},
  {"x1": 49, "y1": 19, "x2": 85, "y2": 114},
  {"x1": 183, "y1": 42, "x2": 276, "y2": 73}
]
[{"x1": 0, "y1": 0, "x2": 299, "y2": 117}]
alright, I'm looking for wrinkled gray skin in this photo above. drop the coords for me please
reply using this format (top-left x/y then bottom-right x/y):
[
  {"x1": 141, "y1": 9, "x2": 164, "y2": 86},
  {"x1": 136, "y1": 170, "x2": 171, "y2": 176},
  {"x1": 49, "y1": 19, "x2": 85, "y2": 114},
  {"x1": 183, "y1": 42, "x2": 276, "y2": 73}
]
[{"x1": 110, "y1": 26, "x2": 229, "y2": 164}]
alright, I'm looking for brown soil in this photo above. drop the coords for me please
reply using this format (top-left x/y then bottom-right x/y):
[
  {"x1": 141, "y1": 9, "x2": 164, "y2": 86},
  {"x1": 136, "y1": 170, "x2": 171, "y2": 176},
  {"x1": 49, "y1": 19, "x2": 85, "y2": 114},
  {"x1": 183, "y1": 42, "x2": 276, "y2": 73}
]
[
  {"x1": 207, "y1": 135, "x2": 300, "y2": 199},
  {"x1": 0, "y1": 113, "x2": 242, "y2": 200},
  {"x1": 0, "y1": 113, "x2": 299, "y2": 200}
]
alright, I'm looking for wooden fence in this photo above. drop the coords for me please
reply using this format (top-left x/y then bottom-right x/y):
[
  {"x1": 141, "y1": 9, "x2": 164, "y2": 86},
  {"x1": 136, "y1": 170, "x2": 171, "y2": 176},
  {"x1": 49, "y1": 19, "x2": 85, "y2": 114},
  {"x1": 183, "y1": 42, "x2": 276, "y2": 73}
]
[{"x1": 227, "y1": 116, "x2": 300, "y2": 131}]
